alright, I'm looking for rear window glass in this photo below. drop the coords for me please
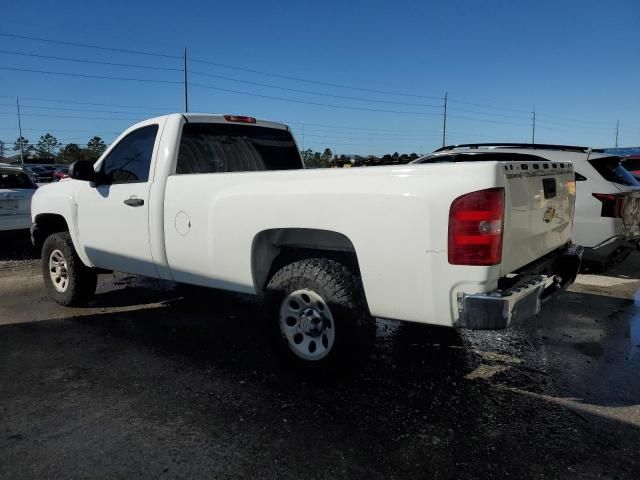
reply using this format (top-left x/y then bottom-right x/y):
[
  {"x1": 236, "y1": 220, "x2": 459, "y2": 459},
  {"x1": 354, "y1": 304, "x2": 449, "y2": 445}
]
[
  {"x1": 176, "y1": 123, "x2": 301, "y2": 174},
  {"x1": 623, "y1": 158, "x2": 640, "y2": 174},
  {"x1": 588, "y1": 156, "x2": 640, "y2": 186},
  {"x1": 0, "y1": 170, "x2": 37, "y2": 189}
]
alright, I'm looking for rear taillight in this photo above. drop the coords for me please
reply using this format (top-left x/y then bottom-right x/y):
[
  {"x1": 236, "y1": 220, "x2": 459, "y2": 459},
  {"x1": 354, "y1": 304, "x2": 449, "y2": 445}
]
[
  {"x1": 223, "y1": 115, "x2": 256, "y2": 124},
  {"x1": 448, "y1": 188, "x2": 504, "y2": 266},
  {"x1": 592, "y1": 193, "x2": 625, "y2": 218}
]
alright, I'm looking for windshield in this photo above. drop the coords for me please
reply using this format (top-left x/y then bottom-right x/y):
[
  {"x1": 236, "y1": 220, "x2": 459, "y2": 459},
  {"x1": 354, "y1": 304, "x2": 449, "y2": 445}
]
[
  {"x1": 588, "y1": 156, "x2": 640, "y2": 187},
  {"x1": 0, "y1": 170, "x2": 38, "y2": 189}
]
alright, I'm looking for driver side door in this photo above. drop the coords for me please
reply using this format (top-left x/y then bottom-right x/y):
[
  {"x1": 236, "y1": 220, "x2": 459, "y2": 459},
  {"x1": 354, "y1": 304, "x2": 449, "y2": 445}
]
[{"x1": 77, "y1": 124, "x2": 160, "y2": 277}]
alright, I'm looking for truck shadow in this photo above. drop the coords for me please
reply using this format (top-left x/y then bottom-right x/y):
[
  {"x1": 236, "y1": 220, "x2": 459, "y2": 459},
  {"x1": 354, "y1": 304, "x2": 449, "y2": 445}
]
[
  {"x1": 2, "y1": 290, "x2": 640, "y2": 478},
  {"x1": 0, "y1": 230, "x2": 37, "y2": 260}
]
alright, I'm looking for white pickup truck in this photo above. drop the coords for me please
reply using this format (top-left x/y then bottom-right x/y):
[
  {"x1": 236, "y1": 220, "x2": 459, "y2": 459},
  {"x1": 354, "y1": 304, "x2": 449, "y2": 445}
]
[{"x1": 31, "y1": 113, "x2": 582, "y2": 370}]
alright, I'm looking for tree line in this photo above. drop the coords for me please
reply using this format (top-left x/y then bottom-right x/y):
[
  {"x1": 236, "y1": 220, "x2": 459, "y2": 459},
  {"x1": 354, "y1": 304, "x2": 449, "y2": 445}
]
[
  {"x1": 301, "y1": 148, "x2": 421, "y2": 168},
  {"x1": 0, "y1": 133, "x2": 107, "y2": 164}
]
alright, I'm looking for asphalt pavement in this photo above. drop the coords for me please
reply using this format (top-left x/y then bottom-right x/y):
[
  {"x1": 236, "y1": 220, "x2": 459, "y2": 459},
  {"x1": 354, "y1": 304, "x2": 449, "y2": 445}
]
[{"x1": 1, "y1": 231, "x2": 639, "y2": 479}]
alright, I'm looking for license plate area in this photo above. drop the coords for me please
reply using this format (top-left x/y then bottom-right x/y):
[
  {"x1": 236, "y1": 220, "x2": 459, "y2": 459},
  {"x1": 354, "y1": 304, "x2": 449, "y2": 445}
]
[{"x1": 542, "y1": 178, "x2": 556, "y2": 199}]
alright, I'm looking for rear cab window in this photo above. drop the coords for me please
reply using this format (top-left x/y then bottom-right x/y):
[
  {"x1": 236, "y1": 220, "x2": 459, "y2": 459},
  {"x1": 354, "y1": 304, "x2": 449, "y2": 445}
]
[
  {"x1": 588, "y1": 156, "x2": 640, "y2": 187},
  {"x1": 176, "y1": 122, "x2": 302, "y2": 174}
]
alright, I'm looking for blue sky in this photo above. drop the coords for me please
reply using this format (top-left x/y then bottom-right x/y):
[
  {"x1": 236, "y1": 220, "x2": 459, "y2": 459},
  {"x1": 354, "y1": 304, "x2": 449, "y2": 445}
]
[{"x1": 1, "y1": 0, "x2": 639, "y2": 155}]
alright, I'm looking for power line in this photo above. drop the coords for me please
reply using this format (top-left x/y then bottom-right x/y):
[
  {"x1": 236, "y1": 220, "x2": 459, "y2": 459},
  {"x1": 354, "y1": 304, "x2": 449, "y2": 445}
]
[
  {"x1": 2, "y1": 32, "x2": 636, "y2": 133},
  {"x1": 0, "y1": 126, "x2": 121, "y2": 134},
  {"x1": 0, "y1": 49, "x2": 182, "y2": 72},
  {"x1": 0, "y1": 32, "x2": 181, "y2": 59},
  {"x1": 290, "y1": 126, "x2": 440, "y2": 138},
  {"x1": 0, "y1": 111, "x2": 141, "y2": 121},
  {"x1": 0, "y1": 66, "x2": 182, "y2": 84},
  {"x1": 190, "y1": 70, "x2": 441, "y2": 108},
  {"x1": 447, "y1": 114, "x2": 530, "y2": 127},
  {"x1": 535, "y1": 111, "x2": 617, "y2": 127},
  {"x1": 190, "y1": 83, "x2": 443, "y2": 116},
  {"x1": 290, "y1": 131, "x2": 441, "y2": 142},
  {"x1": 447, "y1": 98, "x2": 531, "y2": 114},
  {"x1": 4, "y1": 95, "x2": 175, "y2": 112},
  {"x1": 0, "y1": 46, "x2": 441, "y2": 108},
  {"x1": 0, "y1": 102, "x2": 165, "y2": 116},
  {"x1": 1, "y1": 32, "x2": 443, "y2": 100},
  {"x1": 289, "y1": 133, "x2": 435, "y2": 144},
  {"x1": 189, "y1": 58, "x2": 443, "y2": 100},
  {"x1": 448, "y1": 106, "x2": 529, "y2": 121}
]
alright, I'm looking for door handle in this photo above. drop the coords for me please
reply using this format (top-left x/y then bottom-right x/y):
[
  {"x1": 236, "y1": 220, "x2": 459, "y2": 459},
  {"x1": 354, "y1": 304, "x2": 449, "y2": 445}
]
[{"x1": 124, "y1": 197, "x2": 145, "y2": 207}]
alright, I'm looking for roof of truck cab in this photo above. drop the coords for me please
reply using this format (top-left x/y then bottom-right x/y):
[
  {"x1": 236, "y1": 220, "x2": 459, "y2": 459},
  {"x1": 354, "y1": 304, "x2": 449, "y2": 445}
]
[{"x1": 171, "y1": 113, "x2": 289, "y2": 130}]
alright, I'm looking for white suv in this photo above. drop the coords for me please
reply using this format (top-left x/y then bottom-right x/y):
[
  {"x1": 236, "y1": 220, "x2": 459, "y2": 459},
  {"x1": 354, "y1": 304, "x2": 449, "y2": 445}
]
[{"x1": 415, "y1": 143, "x2": 640, "y2": 269}]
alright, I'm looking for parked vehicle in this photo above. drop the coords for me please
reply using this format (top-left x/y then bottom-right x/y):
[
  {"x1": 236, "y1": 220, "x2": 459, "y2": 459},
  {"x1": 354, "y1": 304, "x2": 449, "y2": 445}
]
[
  {"x1": 24, "y1": 165, "x2": 54, "y2": 183},
  {"x1": 415, "y1": 143, "x2": 640, "y2": 269},
  {"x1": 0, "y1": 165, "x2": 38, "y2": 231},
  {"x1": 53, "y1": 167, "x2": 69, "y2": 181},
  {"x1": 622, "y1": 154, "x2": 640, "y2": 178},
  {"x1": 30, "y1": 114, "x2": 581, "y2": 370}
]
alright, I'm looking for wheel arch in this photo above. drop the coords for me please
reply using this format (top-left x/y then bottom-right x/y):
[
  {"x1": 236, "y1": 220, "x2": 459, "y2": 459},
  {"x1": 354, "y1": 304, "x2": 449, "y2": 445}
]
[
  {"x1": 32, "y1": 213, "x2": 70, "y2": 252},
  {"x1": 251, "y1": 228, "x2": 363, "y2": 295}
]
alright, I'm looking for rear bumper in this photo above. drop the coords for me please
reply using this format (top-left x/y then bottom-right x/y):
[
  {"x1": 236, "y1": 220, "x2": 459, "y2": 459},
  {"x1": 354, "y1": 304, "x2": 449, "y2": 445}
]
[{"x1": 457, "y1": 244, "x2": 583, "y2": 330}]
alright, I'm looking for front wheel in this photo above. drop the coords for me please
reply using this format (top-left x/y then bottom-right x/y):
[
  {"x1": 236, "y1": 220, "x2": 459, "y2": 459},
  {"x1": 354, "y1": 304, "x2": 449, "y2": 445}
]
[
  {"x1": 265, "y1": 258, "x2": 376, "y2": 373},
  {"x1": 42, "y1": 232, "x2": 97, "y2": 306}
]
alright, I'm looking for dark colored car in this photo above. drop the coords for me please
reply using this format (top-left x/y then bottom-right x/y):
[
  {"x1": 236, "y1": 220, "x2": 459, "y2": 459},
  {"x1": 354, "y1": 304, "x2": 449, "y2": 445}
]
[{"x1": 24, "y1": 166, "x2": 54, "y2": 183}]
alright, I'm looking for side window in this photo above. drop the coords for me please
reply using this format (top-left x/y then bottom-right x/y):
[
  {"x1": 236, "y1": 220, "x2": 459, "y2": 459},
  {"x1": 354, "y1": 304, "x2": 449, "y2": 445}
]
[
  {"x1": 575, "y1": 172, "x2": 587, "y2": 181},
  {"x1": 100, "y1": 125, "x2": 158, "y2": 184}
]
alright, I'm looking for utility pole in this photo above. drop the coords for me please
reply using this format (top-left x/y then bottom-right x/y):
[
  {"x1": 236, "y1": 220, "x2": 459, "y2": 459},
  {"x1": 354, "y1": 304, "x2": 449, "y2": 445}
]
[
  {"x1": 16, "y1": 97, "x2": 24, "y2": 165},
  {"x1": 183, "y1": 47, "x2": 189, "y2": 113},
  {"x1": 531, "y1": 107, "x2": 536, "y2": 144},
  {"x1": 301, "y1": 121, "x2": 305, "y2": 152},
  {"x1": 615, "y1": 120, "x2": 619, "y2": 148},
  {"x1": 441, "y1": 91, "x2": 448, "y2": 148}
]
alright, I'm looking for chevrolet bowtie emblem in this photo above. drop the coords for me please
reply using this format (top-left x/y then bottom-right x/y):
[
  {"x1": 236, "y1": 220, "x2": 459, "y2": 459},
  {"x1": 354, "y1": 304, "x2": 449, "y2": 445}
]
[{"x1": 543, "y1": 207, "x2": 556, "y2": 223}]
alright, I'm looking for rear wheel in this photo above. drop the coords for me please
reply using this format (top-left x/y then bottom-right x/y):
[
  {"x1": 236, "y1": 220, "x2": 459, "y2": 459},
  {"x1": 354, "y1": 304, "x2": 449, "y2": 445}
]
[
  {"x1": 42, "y1": 232, "x2": 97, "y2": 306},
  {"x1": 265, "y1": 258, "x2": 375, "y2": 373}
]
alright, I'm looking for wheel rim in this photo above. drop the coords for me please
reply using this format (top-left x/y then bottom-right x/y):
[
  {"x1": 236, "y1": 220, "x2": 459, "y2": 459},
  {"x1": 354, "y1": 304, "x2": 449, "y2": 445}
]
[
  {"x1": 279, "y1": 289, "x2": 336, "y2": 361},
  {"x1": 49, "y1": 249, "x2": 69, "y2": 293}
]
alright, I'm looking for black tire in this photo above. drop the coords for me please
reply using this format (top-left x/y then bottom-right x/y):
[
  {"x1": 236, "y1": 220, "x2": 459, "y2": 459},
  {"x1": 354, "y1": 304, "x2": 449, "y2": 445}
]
[
  {"x1": 264, "y1": 258, "x2": 376, "y2": 374},
  {"x1": 41, "y1": 232, "x2": 97, "y2": 306}
]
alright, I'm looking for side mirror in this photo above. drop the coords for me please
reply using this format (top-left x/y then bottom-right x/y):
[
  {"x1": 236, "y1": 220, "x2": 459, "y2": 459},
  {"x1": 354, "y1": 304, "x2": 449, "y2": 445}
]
[{"x1": 68, "y1": 160, "x2": 96, "y2": 182}]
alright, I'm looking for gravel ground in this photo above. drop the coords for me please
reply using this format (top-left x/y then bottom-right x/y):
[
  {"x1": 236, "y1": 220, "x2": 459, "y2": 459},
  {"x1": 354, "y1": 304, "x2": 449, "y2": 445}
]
[{"x1": 1, "y1": 232, "x2": 640, "y2": 479}]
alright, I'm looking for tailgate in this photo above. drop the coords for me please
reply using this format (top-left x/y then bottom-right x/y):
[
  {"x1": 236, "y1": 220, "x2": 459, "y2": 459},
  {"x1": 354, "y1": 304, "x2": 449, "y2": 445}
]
[{"x1": 500, "y1": 162, "x2": 576, "y2": 274}]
